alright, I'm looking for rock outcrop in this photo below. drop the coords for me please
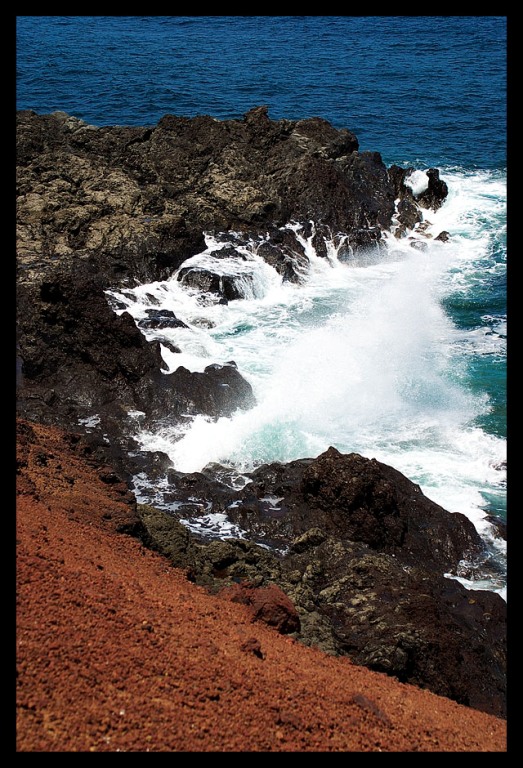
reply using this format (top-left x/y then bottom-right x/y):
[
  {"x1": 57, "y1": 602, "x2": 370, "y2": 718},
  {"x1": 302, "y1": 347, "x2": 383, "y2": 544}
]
[
  {"x1": 16, "y1": 107, "x2": 448, "y2": 443},
  {"x1": 134, "y1": 447, "x2": 506, "y2": 719},
  {"x1": 16, "y1": 108, "x2": 505, "y2": 720},
  {"x1": 16, "y1": 416, "x2": 507, "y2": 752}
]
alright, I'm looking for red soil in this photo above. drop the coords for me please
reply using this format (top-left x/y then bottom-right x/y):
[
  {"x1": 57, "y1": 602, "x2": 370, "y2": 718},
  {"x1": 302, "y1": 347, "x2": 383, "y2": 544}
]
[{"x1": 16, "y1": 419, "x2": 507, "y2": 752}]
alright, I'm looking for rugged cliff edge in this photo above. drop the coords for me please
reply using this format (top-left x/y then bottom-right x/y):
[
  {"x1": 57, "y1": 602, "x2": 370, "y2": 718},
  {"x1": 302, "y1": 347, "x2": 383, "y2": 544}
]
[
  {"x1": 16, "y1": 106, "x2": 448, "y2": 442},
  {"x1": 16, "y1": 108, "x2": 506, "y2": 721}
]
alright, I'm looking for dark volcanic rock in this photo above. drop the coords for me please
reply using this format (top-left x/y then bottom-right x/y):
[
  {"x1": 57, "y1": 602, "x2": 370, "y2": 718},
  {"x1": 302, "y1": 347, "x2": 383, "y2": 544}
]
[
  {"x1": 16, "y1": 107, "x2": 400, "y2": 290},
  {"x1": 176, "y1": 245, "x2": 257, "y2": 302},
  {"x1": 16, "y1": 263, "x2": 164, "y2": 423},
  {"x1": 396, "y1": 196, "x2": 423, "y2": 231},
  {"x1": 417, "y1": 168, "x2": 449, "y2": 211},
  {"x1": 283, "y1": 535, "x2": 506, "y2": 719},
  {"x1": 16, "y1": 107, "x2": 424, "y2": 440},
  {"x1": 299, "y1": 447, "x2": 482, "y2": 572},
  {"x1": 137, "y1": 309, "x2": 190, "y2": 330},
  {"x1": 162, "y1": 447, "x2": 485, "y2": 574},
  {"x1": 168, "y1": 362, "x2": 256, "y2": 419},
  {"x1": 255, "y1": 237, "x2": 309, "y2": 283},
  {"x1": 136, "y1": 448, "x2": 506, "y2": 718},
  {"x1": 177, "y1": 266, "x2": 252, "y2": 302},
  {"x1": 16, "y1": 108, "x2": 444, "y2": 287},
  {"x1": 388, "y1": 164, "x2": 448, "y2": 236},
  {"x1": 16, "y1": 107, "x2": 503, "y2": 720},
  {"x1": 16, "y1": 258, "x2": 255, "y2": 453}
]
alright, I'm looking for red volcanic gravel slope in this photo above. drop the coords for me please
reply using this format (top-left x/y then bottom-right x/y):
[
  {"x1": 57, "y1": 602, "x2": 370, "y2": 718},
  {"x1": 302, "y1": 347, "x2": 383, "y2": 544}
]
[{"x1": 15, "y1": 419, "x2": 507, "y2": 752}]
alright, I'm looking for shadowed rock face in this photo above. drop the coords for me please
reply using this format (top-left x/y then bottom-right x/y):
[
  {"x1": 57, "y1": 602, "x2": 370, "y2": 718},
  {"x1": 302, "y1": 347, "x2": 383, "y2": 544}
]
[
  {"x1": 15, "y1": 263, "x2": 255, "y2": 458},
  {"x1": 134, "y1": 447, "x2": 506, "y2": 719},
  {"x1": 16, "y1": 108, "x2": 505, "y2": 720},
  {"x1": 16, "y1": 106, "x2": 447, "y2": 440}
]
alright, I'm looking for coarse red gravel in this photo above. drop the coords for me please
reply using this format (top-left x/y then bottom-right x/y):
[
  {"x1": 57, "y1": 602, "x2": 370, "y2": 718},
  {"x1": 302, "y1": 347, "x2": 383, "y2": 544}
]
[{"x1": 16, "y1": 419, "x2": 507, "y2": 752}]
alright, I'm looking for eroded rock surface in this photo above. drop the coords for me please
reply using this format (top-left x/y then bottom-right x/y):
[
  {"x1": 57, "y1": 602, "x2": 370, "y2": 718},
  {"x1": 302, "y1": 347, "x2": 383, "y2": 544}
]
[
  {"x1": 134, "y1": 447, "x2": 506, "y2": 719},
  {"x1": 17, "y1": 107, "x2": 446, "y2": 444},
  {"x1": 15, "y1": 109, "x2": 505, "y2": 721}
]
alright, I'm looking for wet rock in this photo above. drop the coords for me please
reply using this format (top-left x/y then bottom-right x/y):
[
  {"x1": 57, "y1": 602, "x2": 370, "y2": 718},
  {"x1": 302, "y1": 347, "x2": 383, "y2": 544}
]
[
  {"x1": 167, "y1": 362, "x2": 256, "y2": 419},
  {"x1": 410, "y1": 240, "x2": 429, "y2": 251},
  {"x1": 17, "y1": 108, "x2": 445, "y2": 443},
  {"x1": 137, "y1": 309, "x2": 189, "y2": 329},
  {"x1": 417, "y1": 168, "x2": 449, "y2": 211},
  {"x1": 388, "y1": 164, "x2": 448, "y2": 228},
  {"x1": 396, "y1": 196, "x2": 423, "y2": 230},
  {"x1": 227, "y1": 447, "x2": 484, "y2": 574},
  {"x1": 177, "y1": 266, "x2": 254, "y2": 302},
  {"x1": 255, "y1": 239, "x2": 309, "y2": 283},
  {"x1": 17, "y1": 108, "x2": 503, "y2": 719}
]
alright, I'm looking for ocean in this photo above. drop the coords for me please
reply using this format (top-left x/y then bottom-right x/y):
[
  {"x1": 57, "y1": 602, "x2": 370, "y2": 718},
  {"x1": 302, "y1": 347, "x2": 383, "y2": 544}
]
[{"x1": 16, "y1": 16, "x2": 507, "y2": 597}]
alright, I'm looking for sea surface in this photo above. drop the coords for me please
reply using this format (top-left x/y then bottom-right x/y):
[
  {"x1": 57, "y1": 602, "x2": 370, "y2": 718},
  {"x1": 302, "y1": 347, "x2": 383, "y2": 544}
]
[{"x1": 16, "y1": 16, "x2": 507, "y2": 596}]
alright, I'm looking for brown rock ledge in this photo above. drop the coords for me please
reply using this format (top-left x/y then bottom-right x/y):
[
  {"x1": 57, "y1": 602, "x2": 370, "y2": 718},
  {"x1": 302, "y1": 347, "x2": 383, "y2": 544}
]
[{"x1": 16, "y1": 419, "x2": 507, "y2": 752}]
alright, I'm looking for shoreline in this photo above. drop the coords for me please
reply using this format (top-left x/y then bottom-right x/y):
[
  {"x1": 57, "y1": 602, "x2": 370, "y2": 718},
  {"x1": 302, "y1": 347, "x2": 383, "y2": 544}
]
[{"x1": 16, "y1": 417, "x2": 507, "y2": 752}]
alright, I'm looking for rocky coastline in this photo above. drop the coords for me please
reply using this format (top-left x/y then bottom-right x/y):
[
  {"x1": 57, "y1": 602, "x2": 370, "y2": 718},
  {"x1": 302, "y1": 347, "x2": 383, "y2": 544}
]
[
  {"x1": 16, "y1": 107, "x2": 506, "y2": 720},
  {"x1": 16, "y1": 417, "x2": 507, "y2": 751}
]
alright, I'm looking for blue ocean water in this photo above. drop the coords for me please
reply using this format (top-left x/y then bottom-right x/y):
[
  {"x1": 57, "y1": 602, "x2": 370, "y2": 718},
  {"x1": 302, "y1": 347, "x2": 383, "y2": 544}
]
[
  {"x1": 16, "y1": 16, "x2": 507, "y2": 594},
  {"x1": 16, "y1": 15, "x2": 506, "y2": 169}
]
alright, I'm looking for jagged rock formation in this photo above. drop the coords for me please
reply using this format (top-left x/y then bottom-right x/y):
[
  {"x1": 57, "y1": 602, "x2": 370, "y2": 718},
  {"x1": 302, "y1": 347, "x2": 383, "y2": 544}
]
[
  {"x1": 16, "y1": 106, "x2": 447, "y2": 440},
  {"x1": 16, "y1": 108, "x2": 505, "y2": 719},
  {"x1": 135, "y1": 447, "x2": 506, "y2": 719}
]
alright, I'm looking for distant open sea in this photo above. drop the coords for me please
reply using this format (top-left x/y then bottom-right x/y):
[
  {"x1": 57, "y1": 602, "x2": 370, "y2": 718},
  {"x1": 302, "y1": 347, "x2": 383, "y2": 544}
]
[{"x1": 16, "y1": 16, "x2": 507, "y2": 596}]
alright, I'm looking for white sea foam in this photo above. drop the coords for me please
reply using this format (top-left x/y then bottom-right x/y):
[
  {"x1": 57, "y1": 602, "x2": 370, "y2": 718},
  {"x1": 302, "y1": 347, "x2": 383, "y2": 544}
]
[
  {"x1": 106, "y1": 170, "x2": 506, "y2": 593},
  {"x1": 405, "y1": 169, "x2": 429, "y2": 196}
]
